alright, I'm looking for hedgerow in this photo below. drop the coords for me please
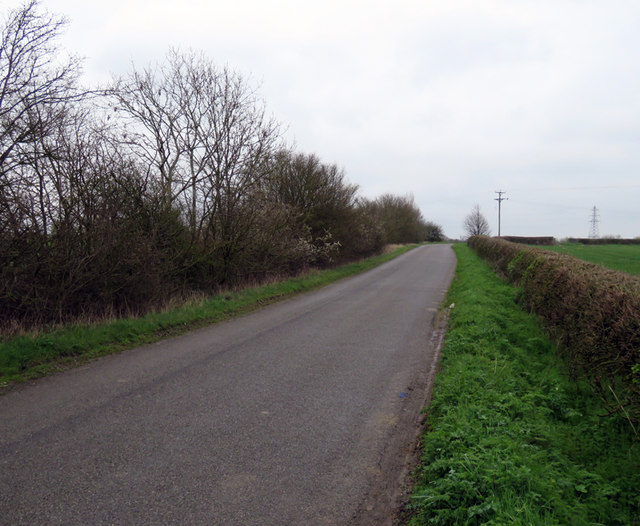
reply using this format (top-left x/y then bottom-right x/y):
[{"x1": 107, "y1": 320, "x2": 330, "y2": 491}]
[
  {"x1": 409, "y1": 244, "x2": 639, "y2": 525},
  {"x1": 467, "y1": 235, "x2": 640, "y2": 425}
]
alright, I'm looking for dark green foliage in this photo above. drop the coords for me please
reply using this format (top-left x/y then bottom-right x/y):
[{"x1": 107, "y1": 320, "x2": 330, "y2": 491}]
[
  {"x1": 409, "y1": 244, "x2": 639, "y2": 525},
  {"x1": 468, "y1": 235, "x2": 640, "y2": 423}
]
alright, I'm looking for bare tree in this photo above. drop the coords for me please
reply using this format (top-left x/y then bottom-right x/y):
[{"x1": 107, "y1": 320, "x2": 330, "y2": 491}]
[
  {"x1": 110, "y1": 49, "x2": 281, "y2": 281},
  {"x1": 373, "y1": 193, "x2": 427, "y2": 244},
  {"x1": 464, "y1": 204, "x2": 491, "y2": 238},
  {"x1": 264, "y1": 149, "x2": 371, "y2": 264},
  {"x1": 0, "y1": 0, "x2": 82, "y2": 240},
  {"x1": 0, "y1": 0, "x2": 81, "y2": 178},
  {"x1": 424, "y1": 221, "x2": 445, "y2": 242},
  {"x1": 110, "y1": 51, "x2": 280, "y2": 226},
  {"x1": 267, "y1": 151, "x2": 357, "y2": 237}
]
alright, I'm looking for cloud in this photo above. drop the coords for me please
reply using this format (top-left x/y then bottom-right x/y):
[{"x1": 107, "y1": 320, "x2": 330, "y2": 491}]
[{"x1": 4, "y1": 0, "x2": 639, "y2": 238}]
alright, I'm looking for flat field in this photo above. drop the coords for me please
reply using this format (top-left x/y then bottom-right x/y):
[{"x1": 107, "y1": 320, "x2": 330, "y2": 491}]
[{"x1": 543, "y1": 243, "x2": 640, "y2": 275}]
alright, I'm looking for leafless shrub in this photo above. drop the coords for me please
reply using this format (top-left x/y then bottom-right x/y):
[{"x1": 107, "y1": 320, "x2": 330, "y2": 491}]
[
  {"x1": 108, "y1": 49, "x2": 282, "y2": 283},
  {"x1": 424, "y1": 221, "x2": 445, "y2": 242},
  {"x1": 264, "y1": 150, "x2": 376, "y2": 262},
  {"x1": 0, "y1": 2, "x2": 442, "y2": 333},
  {"x1": 369, "y1": 193, "x2": 428, "y2": 244},
  {"x1": 463, "y1": 204, "x2": 491, "y2": 239}
]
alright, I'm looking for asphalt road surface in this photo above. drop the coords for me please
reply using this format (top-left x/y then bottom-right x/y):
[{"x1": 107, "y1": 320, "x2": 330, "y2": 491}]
[{"x1": 0, "y1": 244, "x2": 456, "y2": 525}]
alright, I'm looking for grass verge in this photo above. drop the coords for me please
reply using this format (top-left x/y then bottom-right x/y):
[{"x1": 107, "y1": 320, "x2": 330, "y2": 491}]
[
  {"x1": 0, "y1": 245, "x2": 416, "y2": 388},
  {"x1": 408, "y1": 244, "x2": 639, "y2": 525}
]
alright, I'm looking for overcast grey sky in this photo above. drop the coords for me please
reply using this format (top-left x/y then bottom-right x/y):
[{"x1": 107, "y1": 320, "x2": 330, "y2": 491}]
[{"x1": 5, "y1": 0, "x2": 640, "y2": 239}]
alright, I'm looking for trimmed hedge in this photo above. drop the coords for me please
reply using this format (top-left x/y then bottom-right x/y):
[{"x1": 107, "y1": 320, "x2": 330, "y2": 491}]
[{"x1": 468, "y1": 235, "x2": 640, "y2": 425}]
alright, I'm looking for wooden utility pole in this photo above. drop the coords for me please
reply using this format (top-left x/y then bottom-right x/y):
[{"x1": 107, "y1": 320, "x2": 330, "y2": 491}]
[{"x1": 494, "y1": 190, "x2": 508, "y2": 237}]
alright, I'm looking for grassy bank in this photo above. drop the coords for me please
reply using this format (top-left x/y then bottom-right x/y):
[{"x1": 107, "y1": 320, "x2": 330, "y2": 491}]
[
  {"x1": 0, "y1": 245, "x2": 416, "y2": 387},
  {"x1": 409, "y1": 244, "x2": 639, "y2": 525},
  {"x1": 543, "y1": 243, "x2": 640, "y2": 275}
]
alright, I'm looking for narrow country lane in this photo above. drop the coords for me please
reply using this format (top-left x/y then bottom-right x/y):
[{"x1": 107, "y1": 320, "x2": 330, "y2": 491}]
[{"x1": 0, "y1": 244, "x2": 456, "y2": 525}]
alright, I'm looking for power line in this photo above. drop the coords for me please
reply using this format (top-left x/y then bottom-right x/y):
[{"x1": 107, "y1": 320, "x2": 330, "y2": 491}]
[
  {"x1": 495, "y1": 190, "x2": 508, "y2": 236},
  {"x1": 510, "y1": 184, "x2": 640, "y2": 191}
]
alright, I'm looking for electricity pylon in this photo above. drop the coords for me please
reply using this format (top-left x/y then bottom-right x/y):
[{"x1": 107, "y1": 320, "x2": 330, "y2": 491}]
[{"x1": 588, "y1": 206, "x2": 600, "y2": 239}]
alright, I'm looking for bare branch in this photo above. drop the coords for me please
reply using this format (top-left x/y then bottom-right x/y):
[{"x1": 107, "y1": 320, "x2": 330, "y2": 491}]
[
  {"x1": 0, "y1": 0, "x2": 82, "y2": 178},
  {"x1": 464, "y1": 204, "x2": 491, "y2": 238}
]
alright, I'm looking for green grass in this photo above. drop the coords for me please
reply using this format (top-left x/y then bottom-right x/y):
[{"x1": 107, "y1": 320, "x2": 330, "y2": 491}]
[
  {"x1": 543, "y1": 243, "x2": 640, "y2": 275},
  {"x1": 0, "y1": 245, "x2": 416, "y2": 387},
  {"x1": 409, "y1": 244, "x2": 639, "y2": 525}
]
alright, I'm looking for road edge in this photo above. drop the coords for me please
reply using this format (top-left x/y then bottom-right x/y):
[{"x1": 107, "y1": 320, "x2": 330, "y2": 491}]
[{"x1": 350, "y1": 305, "x2": 451, "y2": 526}]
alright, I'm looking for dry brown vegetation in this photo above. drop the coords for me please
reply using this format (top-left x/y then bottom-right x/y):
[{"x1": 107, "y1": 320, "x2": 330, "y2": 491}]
[{"x1": 468, "y1": 235, "x2": 640, "y2": 426}]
